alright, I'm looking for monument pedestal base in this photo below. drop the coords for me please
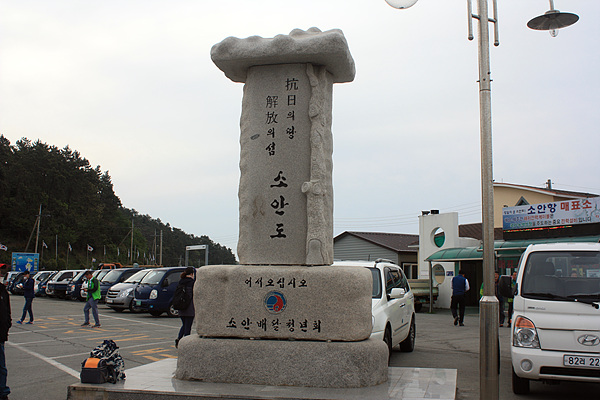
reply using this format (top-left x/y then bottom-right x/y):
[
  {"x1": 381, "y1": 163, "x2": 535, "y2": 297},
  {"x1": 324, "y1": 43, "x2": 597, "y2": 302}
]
[{"x1": 175, "y1": 335, "x2": 388, "y2": 388}]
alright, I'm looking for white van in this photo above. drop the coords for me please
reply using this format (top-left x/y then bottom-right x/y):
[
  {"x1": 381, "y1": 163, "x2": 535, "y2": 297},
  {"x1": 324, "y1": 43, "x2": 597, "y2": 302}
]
[{"x1": 500, "y1": 243, "x2": 600, "y2": 394}]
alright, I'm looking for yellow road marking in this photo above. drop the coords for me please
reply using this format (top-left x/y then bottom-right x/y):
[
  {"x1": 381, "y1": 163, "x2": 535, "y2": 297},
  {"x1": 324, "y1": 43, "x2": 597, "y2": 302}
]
[
  {"x1": 131, "y1": 347, "x2": 168, "y2": 356},
  {"x1": 85, "y1": 335, "x2": 149, "y2": 342}
]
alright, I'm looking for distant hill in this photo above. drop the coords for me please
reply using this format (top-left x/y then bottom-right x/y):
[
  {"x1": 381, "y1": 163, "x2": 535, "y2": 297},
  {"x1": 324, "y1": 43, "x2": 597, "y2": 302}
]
[{"x1": 0, "y1": 135, "x2": 236, "y2": 268}]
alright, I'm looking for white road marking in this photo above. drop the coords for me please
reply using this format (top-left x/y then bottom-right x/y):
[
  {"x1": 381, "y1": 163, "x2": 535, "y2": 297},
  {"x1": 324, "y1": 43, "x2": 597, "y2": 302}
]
[{"x1": 7, "y1": 341, "x2": 80, "y2": 378}]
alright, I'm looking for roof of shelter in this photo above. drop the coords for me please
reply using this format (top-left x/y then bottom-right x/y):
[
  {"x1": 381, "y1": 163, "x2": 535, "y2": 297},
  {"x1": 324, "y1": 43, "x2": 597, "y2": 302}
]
[
  {"x1": 459, "y1": 223, "x2": 504, "y2": 241},
  {"x1": 334, "y1": 231, "x2": 419, "y2": 253}
]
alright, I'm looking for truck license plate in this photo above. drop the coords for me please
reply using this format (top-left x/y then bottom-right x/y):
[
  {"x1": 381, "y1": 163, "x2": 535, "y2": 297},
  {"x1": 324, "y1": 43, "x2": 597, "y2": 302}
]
[{"x1": 563, "y1": 355, "x2": 600, "y2": 368}]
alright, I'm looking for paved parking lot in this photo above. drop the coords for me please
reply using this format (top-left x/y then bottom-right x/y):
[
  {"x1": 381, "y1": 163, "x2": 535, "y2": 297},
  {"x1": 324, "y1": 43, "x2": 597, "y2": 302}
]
[
  {"x1": 6, "y1": 295, "x2": 180, "y2": 400},
  {"x1": 4, "y1": 296, "x2": 599, "y2": 400}
]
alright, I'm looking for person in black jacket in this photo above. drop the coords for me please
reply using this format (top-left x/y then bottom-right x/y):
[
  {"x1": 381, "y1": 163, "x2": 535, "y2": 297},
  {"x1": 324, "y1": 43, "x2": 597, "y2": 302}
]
[
  {"x1": 175, "y1": 267, "x2": 195, "y2": 348},
  {"x1": 0, "y1": 263, "x2": 12, "y2": 400},
  {"x1": 16, "y1": 270, "x2": 35, "y2": 325}
]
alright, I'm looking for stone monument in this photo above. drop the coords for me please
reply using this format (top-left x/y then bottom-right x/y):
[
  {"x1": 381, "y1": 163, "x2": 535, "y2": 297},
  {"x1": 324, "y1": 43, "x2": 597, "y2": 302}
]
[{"x1": 175, "y1": 27, "x2": 388, "y2": 388}]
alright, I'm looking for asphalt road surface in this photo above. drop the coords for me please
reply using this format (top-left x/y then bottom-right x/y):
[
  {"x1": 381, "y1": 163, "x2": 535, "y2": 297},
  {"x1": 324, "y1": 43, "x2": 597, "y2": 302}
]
[{"x1": 4, "y1": 296, "x2": 599, "y2": 400}]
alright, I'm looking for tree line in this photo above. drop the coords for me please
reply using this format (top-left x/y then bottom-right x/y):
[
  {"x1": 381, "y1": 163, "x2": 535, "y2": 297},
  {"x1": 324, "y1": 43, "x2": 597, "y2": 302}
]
[{"x1": 0, "y1": 135, "x2": 236, "y2": 269}]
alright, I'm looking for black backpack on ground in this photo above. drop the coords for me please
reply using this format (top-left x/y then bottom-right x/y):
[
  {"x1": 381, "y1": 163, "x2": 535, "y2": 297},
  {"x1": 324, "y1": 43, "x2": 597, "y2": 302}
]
[{"x1": 172, "y1": 283, "x2": 192, "y2": 310}]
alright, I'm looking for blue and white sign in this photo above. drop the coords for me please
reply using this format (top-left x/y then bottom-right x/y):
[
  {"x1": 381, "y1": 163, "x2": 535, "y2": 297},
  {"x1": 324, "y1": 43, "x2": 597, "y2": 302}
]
[
  {"x1": 503, "y1": 197, "x2": 600, "y2": 231},
  {"x1": 11, "y1": 253, "x2": 39, "y2": 272}
]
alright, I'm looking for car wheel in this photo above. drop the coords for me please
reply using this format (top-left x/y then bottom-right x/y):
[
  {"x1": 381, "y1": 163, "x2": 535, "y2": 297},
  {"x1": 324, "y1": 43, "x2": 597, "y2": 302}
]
[
  {"x1": 110, "y1": 307, "x2": 124, "y2": 313},
  {"x1": 149, "y1": 310, "x2": 163, "y2": 317},
  {"x1": 383, "y1": 326, "x2": 393, "y2": 364},
  {"x1": 167, "y1": 304, "x2": 180, "y2": 318},
  {"x1": 400, "y1": 317, "x2": 416, "y2": 352},
  {"x1": 512, "y1": 367, "x2": 530, "y2": 394}
]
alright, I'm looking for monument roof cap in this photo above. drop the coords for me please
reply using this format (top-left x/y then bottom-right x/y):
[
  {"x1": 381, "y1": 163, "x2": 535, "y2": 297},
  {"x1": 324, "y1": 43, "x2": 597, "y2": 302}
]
[{"x1": 211, "y1": 27, "x2": 356, "y2": 84}]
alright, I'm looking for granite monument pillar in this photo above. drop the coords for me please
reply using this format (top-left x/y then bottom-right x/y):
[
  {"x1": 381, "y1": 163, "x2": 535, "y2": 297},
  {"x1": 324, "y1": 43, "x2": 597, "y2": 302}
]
[{"x1": 175, "y1": 27, "x2": 388, "y2": 388}]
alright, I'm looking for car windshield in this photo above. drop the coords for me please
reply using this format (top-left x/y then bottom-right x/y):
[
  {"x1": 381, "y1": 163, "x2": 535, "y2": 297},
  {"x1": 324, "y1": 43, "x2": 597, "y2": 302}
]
[
  {"x1": 55, "y1": 272, "x2": 73, "y2": 281},
  {"x1": 124, "y1": 270, "x2": 149, "y2": 284},
  {"x1": 140, "y1": 270, "x2": 166, "y2": 285},
  {"x1": 42, "y1": 272, "x2": 58, "y2": 283},
  {"x1": 73, "y1": 271, "x2": 86, "y2": 281},
  {"x1": 368, "y1": 267, "x2": 382, "y2": 299},
  {"x1": 521, "y1": 251, "x2": 600, "y2": 304},
  {"x1": 101, "y1": 270, "x2": 123, "y2": 284},
  {"x1": 94, "y1": 270, "x2": 110, "y2": 280},
  {"x1": 34, "y1": 272, "x2": 51, "y2": 281}
]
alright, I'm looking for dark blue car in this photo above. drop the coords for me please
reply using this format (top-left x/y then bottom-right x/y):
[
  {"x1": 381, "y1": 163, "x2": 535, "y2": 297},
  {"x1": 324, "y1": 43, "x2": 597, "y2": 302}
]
[{"x1": 132, "y1": 267, "x2": 186, "y2": 317}]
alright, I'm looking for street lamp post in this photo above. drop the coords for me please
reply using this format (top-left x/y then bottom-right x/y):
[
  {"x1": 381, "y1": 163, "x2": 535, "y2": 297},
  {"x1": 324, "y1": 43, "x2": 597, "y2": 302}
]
[
  {"x1": 385, "y1": 1, "x2": 578, "y2": 399},
  {"x1": 469, "y1": 1, "x2": 499, "y2": 398}
]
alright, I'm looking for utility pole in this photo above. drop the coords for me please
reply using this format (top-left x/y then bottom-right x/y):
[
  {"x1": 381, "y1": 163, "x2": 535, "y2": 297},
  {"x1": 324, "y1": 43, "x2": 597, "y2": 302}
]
[
  {"x1": 34, "y1": 204, "x2": 42, "y2": 253},
  {"x1": 159, "y1": 230, "x2": 163, "y2": 266},
  {"x1": 130, "y1": 219, "x2": 134, "y2": 264}
]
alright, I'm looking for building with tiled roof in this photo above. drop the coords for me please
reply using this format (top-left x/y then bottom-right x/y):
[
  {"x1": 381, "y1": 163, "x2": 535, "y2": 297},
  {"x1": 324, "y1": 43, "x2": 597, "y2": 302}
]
[{"x1": 333, "y1": 231, "x2": 419, "y2": 278}]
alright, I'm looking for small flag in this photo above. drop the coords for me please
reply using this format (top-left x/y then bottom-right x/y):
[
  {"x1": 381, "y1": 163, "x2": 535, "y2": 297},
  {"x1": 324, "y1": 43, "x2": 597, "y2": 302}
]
[
  {"x1": 68, "y1": 242, "x2": 72, "y2": 252},
  {"x1": 42, "y1": 240, "x2": 48, "y2": 249},
  {"x1": 0, "y1": 243, "x2": 7, "y2": 251},
  {"x1": 87, "y1": 245, "x2": 94, "y2": 252}
]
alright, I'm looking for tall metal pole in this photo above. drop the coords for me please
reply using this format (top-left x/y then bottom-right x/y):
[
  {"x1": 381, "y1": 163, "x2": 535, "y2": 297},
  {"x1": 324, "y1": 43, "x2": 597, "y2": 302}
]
[
  {"x1": 130, "y1": 219, "x2": 134, "y2": 264},
  {"x1": 159, "y1": 230, "x2": 163, "y2": 266},
  {"x1": 475, "y1": 0, "x2": 499, "y2": 398}
]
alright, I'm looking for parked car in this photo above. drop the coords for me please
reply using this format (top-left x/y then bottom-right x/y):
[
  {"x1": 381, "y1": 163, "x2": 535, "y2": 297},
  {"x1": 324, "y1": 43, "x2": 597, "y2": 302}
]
[
  {"x1": 66, "y1": 271, "x2": 88, "y2": 301},
  {"x1": 132, "y1": 267, "x2": 186, "y2": 317},
  {"x1": 36, "y1": 271, "x2": 59, "y2": 296},
  {"x1": 46, "y1": 270, "x2": 84, "y2": 298},
  {"x1": 33, "y1": 271, "x2": 56, "y2": 291},
  {"x1": 498, "y1": 243, "x2": 600, "y2": 395},
  {"x1": 99, "y1": 268, "x2": 142, "y2": 301},
  {"x1": 3, "y1": 271, "x2": 20, "y2": 288},
  {"x1": 333, "y1": 259, "x2": 416, "y2": 363},
  {"x1": 105, "y1": 269, "x2": 152, "y2": 312}
]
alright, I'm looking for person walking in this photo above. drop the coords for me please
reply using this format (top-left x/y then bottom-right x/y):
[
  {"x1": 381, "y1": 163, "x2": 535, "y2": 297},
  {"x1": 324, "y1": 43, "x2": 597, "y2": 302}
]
[
  {"x1": 16, "y1": 270, "x2": 35, "y2": 325},
  {"x1": 175, "y1": 267, "x2": 195, "y2": 348},
  {"x1": 450, "y1": 270, "x2": 470, "y2": 326},
  {"x1": 507, "y1": 271, "x2": 517, "y2": 327},
  {"x1": 81, "y1": 270, "x2": 101, "y2": 328},
  {"x1": 0, "y1": 263, "x2": 12, "y2": 400}
]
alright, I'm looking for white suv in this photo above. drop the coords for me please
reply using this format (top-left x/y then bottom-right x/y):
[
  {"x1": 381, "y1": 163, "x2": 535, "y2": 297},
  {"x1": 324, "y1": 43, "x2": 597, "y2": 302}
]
[{"x1": 334, "y1": 259, "x2": 416, "y2": 362}]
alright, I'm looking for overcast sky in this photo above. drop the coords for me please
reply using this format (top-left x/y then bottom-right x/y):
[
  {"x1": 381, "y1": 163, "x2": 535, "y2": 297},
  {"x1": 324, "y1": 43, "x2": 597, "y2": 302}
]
[{"x1": 1, "y1": 0, "x2": 598, "y2": 256}]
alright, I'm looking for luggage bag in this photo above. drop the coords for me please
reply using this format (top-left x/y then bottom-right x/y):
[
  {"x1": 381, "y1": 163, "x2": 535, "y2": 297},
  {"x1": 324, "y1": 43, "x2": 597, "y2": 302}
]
[{"x1": 80, "y1": 357, "x2": 112, "y2": 384}]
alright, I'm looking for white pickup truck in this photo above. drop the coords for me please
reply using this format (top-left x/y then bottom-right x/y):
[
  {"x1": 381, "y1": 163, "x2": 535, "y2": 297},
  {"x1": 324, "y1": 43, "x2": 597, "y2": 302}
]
[{"x1": 499, "y1": 243, "x2": 600, "y2": 394}]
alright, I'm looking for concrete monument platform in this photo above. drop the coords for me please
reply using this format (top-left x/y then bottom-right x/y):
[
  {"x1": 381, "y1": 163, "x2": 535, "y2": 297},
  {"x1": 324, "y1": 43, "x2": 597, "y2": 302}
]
[
  {"x1": 67, "y1": 358, "x2": 458, "y2": 400},
  {"x1": 175, "y1": 336, "x2": 388, "y2": 388}
]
